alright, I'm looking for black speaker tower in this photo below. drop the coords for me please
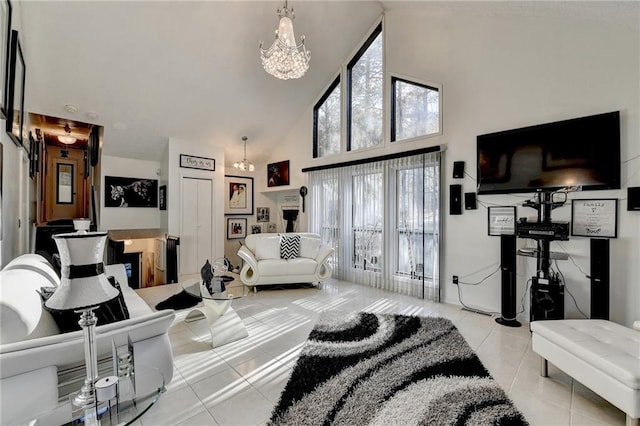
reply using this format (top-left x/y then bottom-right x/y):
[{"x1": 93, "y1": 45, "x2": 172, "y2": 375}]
[
  {"x1": 590, "y1": 238, "x2": 610, "y2": 320},
  {"x1": 496, "y1": 234, "x2": 521, "y2": 327}
]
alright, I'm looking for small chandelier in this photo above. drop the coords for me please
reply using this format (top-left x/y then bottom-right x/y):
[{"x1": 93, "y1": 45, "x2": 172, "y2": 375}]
[
  {"x1": 233, "y1": 136, "x2": 255, "y2": 172},
  {"x1": 58, "y1": 123, "x2": 77, "y2": 145},
  {"x1": 259, "y1": 1, "x2": 310, "y2": 80}
]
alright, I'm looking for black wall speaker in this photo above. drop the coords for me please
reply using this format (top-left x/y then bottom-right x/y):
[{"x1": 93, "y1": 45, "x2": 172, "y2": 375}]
[
  {"x1": 590, "y1": 238, "x2": 610, "y2": 320},
  {"x1": 628, "y1": 187, "x2": 640, "y2": 211},
  {"x1": 496, "y1": 234, "x2": 520, "y2": 327},
  {"x1": 453, "y1": 161, "x2": 465, "y2": 179},
  {"x1": 464, "y1": 192, "x2": 477, "y2": 210},
  {"x1": 450, "y1": 184, "x2": 462, "y2": 215}
]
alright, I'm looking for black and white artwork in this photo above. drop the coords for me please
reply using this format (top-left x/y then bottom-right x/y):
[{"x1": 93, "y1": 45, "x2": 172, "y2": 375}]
[{"x1": 105, "y1": 176, "x2": 158, "y2": 208}]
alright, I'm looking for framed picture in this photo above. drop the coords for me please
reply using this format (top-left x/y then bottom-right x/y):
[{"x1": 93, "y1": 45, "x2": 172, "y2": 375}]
[
  {"x1": 159, "y1": 185, "x2": 167, "y2": 210},
  {"x1": 225, "y1": 175, "x2": 253, "y2": 215},
  {"x1": 251, "y1": 224, "x2": 262, "y2": 234},
  {"x1": 227, "y1": 218, "x2": 247, "y2": 239},
  {"x1": 267, "y1": 160, "x2": 290, "y2": 187},
  {"x1": 179, "y1": 154, "x2": 215, "y2": 171},
  {"x1": 571, "y1": 199, "x2": 618, "y2": 238},
  {"x1": 5, "y1": 29, "x2": 23, "y2": 146},
  {"x1": 104, "y1": 176, "x2": 158, "y2": 208},
  {"x1": 266, "y1": 222, "x2": 277, "y2": 233},
  {"x1": 0, "y1": 0, "x2": 11, "y2": 119},
  {"x1": 256, "y1": 207, "x2": 270, "y2": 222},
  {"x1": 488, "y1": 206, "x2": 516, "y2": 236}
]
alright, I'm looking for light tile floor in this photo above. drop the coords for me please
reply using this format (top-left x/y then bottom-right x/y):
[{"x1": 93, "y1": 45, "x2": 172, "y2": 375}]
[{"x1": 135, "y1": 279, "x2": 625, "y2": 426}]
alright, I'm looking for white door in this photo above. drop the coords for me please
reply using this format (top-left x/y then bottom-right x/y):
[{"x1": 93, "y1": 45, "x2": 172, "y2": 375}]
[{"x1": 180, "y1": 177, "x2": 213, "y2": 276}]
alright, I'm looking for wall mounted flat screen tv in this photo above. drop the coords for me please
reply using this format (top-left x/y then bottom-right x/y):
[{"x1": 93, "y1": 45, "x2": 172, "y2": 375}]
[{"x1": 477, "y1": 111, "x2": 620, "y2": 195}]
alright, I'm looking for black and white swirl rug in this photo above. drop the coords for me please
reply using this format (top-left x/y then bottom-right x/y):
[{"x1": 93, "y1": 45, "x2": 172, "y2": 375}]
[{"x1": 270, "y1": 312, "x2": 527, "y2": 425}]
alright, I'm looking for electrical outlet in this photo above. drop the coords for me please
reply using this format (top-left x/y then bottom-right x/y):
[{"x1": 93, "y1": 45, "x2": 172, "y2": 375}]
[{"x1": 453, "y1": 275, "x2": 459, "y2": 285}]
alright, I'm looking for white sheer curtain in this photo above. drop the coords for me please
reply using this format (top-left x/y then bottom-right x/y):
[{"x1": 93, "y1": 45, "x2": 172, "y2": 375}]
[{"x1": 308, "y1": 151, "x2": 440, "y2": 300}]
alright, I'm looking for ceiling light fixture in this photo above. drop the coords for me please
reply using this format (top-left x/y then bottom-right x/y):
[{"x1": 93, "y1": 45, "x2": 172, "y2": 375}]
[
  {"x1": 259, "y1": 0, "x2": 310, "y2": 80},
  {"x1": 233, "y1": 136, "x2": 255, "y2": 172},
  {"x1": 58, "y1": 123, "x2": 77, "y2": 145}
]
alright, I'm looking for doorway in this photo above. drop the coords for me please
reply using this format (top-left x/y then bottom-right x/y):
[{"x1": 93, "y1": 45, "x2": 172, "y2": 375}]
[
  {"x1": 44, "y1": 146, "x2": 86, "y2": 221},
  {"x1": 180, "y1": 177, "x2": 214, "y2": 276}
]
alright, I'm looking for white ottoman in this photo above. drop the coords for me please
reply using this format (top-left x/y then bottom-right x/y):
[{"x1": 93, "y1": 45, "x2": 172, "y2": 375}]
[{"x1": 531, "y1": 319, "x2": 640, "y2": 426}]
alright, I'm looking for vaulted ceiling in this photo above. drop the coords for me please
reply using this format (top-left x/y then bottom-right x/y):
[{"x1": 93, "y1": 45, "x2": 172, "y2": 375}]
[{"x1": 20, "y1": 1, "x2": 636, "y2": 166}]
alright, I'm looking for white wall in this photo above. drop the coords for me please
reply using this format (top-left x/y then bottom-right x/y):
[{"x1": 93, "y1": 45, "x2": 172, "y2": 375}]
[
  {"x1": 273, "y1": 6, "x2": 640, "y2": 326},
  {"x1": 167, "y1": 137, "x2": 225, "y2": 268},
  {"x1": 99, "y1": 155, "x2": 161, "y2": 230}
]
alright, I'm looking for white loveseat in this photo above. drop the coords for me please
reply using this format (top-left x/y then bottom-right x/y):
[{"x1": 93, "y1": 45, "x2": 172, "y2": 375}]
[
  {"x1": 0, "y1": 254, "x2": 175, "y2": 425},
  {"x1": 237, "y1": 233, "x2": 334, "y2": 288}
]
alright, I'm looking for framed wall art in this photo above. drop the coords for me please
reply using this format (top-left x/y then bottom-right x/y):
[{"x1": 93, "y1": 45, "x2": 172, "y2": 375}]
[
  {"x1": 104, "y1": 176, "x2": 158, "y2": 208},
  {"x1": 571, "y1": 199, "x2": 618, "y2": 238},
  {"x1": 227, "y1": 218, "x2": 247, "y2": 239},
  {"x1": 0, "y1": 0, "x2": 11, "y2": 119},
  {"x1": 488, "y1": 206, "x2": 516, "y2": 236},
  {"x1": 159, "y1": 185, "x2": 167, "y2": 210},
  {"x1": 6, "y1": 29, "x2": 24, "y2": 147},
  {"x1": 251, "y1": 224, "x2": 262, "y2": 234},
  {"x1": 256, "y1": 207, "x2": 270, "y2": 222},
  {"x1": 267, "y1": 160, "x2": 290, "y2": 187},
  {"x1": 225, "y1": 175, "x2": 253, "y2": 215}
]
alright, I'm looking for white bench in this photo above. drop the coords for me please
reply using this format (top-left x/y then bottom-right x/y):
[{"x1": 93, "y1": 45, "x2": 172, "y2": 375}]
[{"x1": 531, "y1": 319, "x2": 640, "y2": 426}]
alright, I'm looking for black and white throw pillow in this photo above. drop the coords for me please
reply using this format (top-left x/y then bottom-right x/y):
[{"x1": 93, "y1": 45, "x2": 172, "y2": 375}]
[{"x1": 280, "y1": 234, "x2": 301, "y2": 260}]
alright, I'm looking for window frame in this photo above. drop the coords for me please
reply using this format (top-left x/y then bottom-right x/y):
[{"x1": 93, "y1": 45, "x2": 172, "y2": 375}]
[
  {"x1": 313, "y1": 75, "x2": 342, "y2": 159},
  {"x1": 390, "y1": 75, "x2": 443, "y2": 143},
  {"x1": 346, "y1": 22, "x2": 383, "y2": 152}
]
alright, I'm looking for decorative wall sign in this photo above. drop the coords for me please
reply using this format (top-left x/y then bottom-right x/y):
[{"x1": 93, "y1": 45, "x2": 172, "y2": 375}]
[
  {"x1": 180, "y1": 154, "x2": 215, "y2": 171},
  {"x1": 159, "y1": 185, "x2": 167, "y2": 210},
  {"x1": 267, "y1": 160, "x2": 290, "y2": 187},
  {"x1": 0, "y1": 0, "x2": 12, "y2": 119},
  {"x1": 105, "y1": 176, "x2": 158, "y2": 208},
  {"x1": 227, "y1": 218, "x2": 247, "y2": 239},
  {"x1": 224, "y1": 175, "x2": 253, "y2": 215},
  {"x1": 571, "y1": 199, "x2": 618, "y2": 238},
  {"x1": 488, "y1": 206, "x2": 516, "y2": 236}
]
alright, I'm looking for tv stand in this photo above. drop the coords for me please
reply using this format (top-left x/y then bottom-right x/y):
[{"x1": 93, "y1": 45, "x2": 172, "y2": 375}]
[{"x1": 518, "y1": 192, "x2": 567, "y2": 323}]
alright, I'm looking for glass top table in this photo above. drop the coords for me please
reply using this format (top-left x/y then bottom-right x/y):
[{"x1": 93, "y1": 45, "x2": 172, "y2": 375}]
[
  {"x1": 26, "y1": 368, "x2": 165, "y2": 425},
  {"x1": 181, "y1": 274, "x2": 249, "y2": 348}
]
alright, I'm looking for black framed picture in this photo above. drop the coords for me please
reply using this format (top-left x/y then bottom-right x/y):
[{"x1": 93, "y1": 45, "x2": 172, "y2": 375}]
[
  {"x1": 227, "y1": 218, "x2": 247, "y2": 239},
  {"x1": 6, "y1": 29, "x2": 24, "y2": 147},
  {"x1": 0, "y1": 0, "x2": 11, "y2": 119},
  {"x1": 104, "y1": 176, "x2": 158, "y2": 208},
  {"x1": 571, "y1": 199, "x2": 618, "y2": 238},
  {"x1": 159, "y1": 185, "x2": 167, "y2": 210},
  {"x1": 224, "y1": 175, "x2": 254, "y2": 215},
  {"x1": 488, "y1": 206, "x2": 517, "y2": 236}
]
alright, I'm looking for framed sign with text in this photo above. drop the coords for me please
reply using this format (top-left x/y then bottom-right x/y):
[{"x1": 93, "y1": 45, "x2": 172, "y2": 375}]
[
  {"x1": 488, "y1": 206, "x2": 517, "y2": 236},
  {"x1": 180, "y1": 154, "x2": 215, "y2": 171},
  {"x1": 571, "y1": 199, "x2": 617, "y2": 238}
]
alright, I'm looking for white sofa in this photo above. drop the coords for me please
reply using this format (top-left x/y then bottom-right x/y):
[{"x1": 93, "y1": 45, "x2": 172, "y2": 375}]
[
  {"x1": 237, "y1": 233, "x2": 334, "y2": 288},
  {"x1": 531, "y1": 319, "x2": 640, "y2": 426},
  {"x1": 0, "y1": 254, "x2": 175, "y2": 425}
]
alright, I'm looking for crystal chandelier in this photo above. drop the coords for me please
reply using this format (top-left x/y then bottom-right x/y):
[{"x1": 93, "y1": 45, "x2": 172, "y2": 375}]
[
  {"x1": 259, "y1": 1, "x2": 310, "y2": 80},
  {"x1": 233, "y1": 136, "x2": 255, "y2": 172}
]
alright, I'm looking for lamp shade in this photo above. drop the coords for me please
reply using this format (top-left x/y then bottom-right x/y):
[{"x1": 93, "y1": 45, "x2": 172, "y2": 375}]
[{"x1": 45, "y1": 232, "x2": 118, "y2": 310}]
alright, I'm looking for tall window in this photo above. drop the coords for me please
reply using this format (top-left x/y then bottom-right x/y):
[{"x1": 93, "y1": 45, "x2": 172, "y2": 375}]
[
  {"x1": 348, "y1": 23, "x2": 383, "y2": 151},
  {"x1": 313, "y1": 77, "x2": 341, "y2": 158},
  {"x1": 308, "y1": 150, "x2": 441, "y2": 300},
  {"x1": 391, "y1": 77, "x2": 440, "y2": 142}
]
